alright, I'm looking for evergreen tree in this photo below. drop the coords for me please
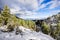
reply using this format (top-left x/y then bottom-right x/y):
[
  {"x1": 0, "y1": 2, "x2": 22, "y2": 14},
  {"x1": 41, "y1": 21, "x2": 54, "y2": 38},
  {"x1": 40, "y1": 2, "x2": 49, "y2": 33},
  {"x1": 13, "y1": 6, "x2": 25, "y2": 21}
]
[
  {"x1": 42, "y1": 21, "x2": 50, "y2": 34},
  {"x1": 0, "y1": 14, "x2": 4, "y2": 26},
  {"x1": 57, "y1": 22, "x2": 60, "y2": 36},
  {"x1": 1, "y1": 5, "x2": 10, "y2": 17},
  {"x1": 1, "y1": 5, "x2": 10, "y2": 25}
]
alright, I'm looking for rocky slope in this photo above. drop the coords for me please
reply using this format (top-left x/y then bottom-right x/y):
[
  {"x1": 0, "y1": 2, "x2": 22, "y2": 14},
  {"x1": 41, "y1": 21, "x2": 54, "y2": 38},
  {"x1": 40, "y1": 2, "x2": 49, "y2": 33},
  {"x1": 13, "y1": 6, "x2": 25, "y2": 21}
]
[
  {"x1": 34, "y1": 12, "x2": 60, "y2": 40},
  {"x1": 0, "y1": 26, "x2": 54, "y2": 40}
]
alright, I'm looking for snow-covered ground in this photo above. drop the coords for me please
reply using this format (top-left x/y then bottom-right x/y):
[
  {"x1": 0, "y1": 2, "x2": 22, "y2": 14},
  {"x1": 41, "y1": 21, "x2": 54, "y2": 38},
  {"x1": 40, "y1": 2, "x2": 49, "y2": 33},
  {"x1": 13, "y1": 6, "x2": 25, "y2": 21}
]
[{"x1": 0, "y1": 26, "x2": 55, "y2": 40}]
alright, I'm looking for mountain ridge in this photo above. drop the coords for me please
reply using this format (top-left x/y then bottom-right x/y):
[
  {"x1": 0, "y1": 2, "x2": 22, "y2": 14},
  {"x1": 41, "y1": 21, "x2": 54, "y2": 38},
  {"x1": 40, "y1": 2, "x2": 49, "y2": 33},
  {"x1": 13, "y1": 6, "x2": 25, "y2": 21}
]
[{"x1": 35, "y1": 12, "x2": 60, "y2": 39}]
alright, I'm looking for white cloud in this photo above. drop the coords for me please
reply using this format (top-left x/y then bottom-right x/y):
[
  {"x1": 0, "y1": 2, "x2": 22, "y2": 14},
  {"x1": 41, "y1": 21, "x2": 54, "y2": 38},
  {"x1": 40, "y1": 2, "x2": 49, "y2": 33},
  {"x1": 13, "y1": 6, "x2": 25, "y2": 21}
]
[
  {"x1": 17, "y1": 0, "x2": 39, "y2": 10},
  {"x1": 9, "y1": 0, "x2": 60, "y2": 19},
  {"x1": 18, "y1": 14, "x2": 41, "y2": 20},
  {"x1": 51, "y1": 10, "x2": 60, "y2": 14},
  {"x1": 38, "y1": 0, "x2": 44, "y2": 6},
  {"x1": 38, "y1": 0, "x2": 60, "y2": 9},
  {"x1": 49, "y1": 0, "x2": 60, "y2": 9},
  {"x1": 1, "y1": 0, "x2": 60, "y2": 10},
  {"x1": 1, "y1": 0, "x2": 39, "y2": 16},
  {"x1": 1, "y1": 0, "x2": 39, "y2": 11},
  {"x1": 10, "y1": 8, "x2": 37, "y2": 16},
  {"x1": 1, "y1": 0, "x2": 60, "y2": 19},
  {"x1": 15, "y1": 10, "x2": 60, "y2": 20},
  {"x1": 45, "y1": 10, "x2": 60, "y2": 17},
  {"x1": 39, "y1": 1, "x2": 53, "y2": 9}
]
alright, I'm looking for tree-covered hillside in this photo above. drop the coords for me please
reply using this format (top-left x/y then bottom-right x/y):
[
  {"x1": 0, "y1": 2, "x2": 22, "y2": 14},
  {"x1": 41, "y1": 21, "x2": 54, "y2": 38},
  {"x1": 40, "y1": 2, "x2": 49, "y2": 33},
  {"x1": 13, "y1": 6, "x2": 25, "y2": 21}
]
[
  {"x1": 0, "y1": 5, "x2": 36, "y2": 32},
  {"x1": 35, "y1": 13, "x2": 60, "y2": 40}
]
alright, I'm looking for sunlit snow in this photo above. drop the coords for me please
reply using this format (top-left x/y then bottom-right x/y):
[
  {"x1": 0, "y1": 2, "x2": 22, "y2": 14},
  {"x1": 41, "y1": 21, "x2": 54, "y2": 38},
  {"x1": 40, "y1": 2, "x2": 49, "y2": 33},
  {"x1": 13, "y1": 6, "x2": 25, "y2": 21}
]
[{"x1": 0, "y1": 26, "x2": 55, "y2": 40}]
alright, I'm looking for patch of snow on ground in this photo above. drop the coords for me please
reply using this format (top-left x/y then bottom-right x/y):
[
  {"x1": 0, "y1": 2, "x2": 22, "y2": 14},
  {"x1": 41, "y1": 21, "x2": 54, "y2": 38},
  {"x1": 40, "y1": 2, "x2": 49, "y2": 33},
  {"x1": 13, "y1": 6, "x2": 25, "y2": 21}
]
[{"x1": 0, "y1": 26, "x2": 55, "y2": 40}]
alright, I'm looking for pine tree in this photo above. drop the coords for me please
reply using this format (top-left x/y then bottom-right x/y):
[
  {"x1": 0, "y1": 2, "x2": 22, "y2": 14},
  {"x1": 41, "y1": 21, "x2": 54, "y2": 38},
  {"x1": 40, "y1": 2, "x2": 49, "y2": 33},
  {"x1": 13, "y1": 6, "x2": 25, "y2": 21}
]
[
  {"x1": 0, "y1": 14, "x2": 4, "y2": 26},
  {"x1": 57, "y1": 22, "x2": 60, "y2": 35},
  {"x1": 1, "y1": 5, "x2": 10, "y2": 17},
  {"x1": 1, "y1": 5, "x2": 10, "y2": 25},
  {"x1": 42, "y1": 21, "x2": 50, "y2": 34}
]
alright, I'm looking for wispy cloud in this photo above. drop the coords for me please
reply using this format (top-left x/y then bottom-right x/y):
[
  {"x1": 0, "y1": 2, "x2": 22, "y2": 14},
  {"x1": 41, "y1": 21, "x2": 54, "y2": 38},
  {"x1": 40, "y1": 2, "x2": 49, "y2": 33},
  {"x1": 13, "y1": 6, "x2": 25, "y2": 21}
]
[
  {"x1": 1, "y1": 0, "x2": 60, "y2": 10},
  {"x1": 18, "y1": 0, "x2": 39, "y2": 10},
  {"x1": 10, "y1": 8, "x2": 37, "y2": 16},
  {"x1": 39, "y1": 1, "x2": 52, "y2": 9},
  {"x1": 0, "y1": 0, "x2": 60, "y2": 19},
  {"x1": 48, "y1": 0, "x2": 60, "y2": 9},
  {"x1": 39, "y1": 0, "x2": 60, "y2": 9}
]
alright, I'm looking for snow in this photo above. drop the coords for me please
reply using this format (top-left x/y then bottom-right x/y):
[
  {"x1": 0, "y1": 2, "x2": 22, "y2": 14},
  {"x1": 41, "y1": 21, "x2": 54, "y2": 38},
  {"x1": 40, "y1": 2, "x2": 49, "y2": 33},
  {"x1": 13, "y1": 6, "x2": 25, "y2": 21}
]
[
  {"x1": 0, "y1": 25, "x2": 7, "y2": 30},
  {"x1": 0, "y1": 26, "x2": 55, "y2": 40},
  {"x1": 19, "y1": 26, "x2": 31, "y2": 32}
]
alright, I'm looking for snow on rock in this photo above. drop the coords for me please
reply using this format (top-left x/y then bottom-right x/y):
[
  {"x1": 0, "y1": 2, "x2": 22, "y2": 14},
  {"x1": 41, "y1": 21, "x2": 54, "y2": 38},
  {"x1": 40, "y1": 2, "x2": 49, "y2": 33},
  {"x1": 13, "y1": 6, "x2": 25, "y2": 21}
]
[
  {"x1": 0, "y1": 26, "x2": 55, "y2": 40},
  {"x1": 19, "y1": 26, "x2": 32, "y2": 33},
  {"x1": 0, "y1": 25, "x2": 7, "y2": 30}
]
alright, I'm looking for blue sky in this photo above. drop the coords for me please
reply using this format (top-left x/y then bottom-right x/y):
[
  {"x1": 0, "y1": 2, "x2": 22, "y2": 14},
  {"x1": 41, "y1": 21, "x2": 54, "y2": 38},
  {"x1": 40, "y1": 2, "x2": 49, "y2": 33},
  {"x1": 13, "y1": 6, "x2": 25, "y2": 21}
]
[{"x1": 0, "y1": 0, "x2": 60, "y2": 20}]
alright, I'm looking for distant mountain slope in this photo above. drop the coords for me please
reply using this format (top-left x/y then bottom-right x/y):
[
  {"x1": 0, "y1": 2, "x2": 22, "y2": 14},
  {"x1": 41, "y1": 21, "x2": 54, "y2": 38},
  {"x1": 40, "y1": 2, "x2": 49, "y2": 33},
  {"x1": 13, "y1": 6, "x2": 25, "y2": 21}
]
[{"x1": 35, "y1": 12, "x2": 60, "y2": 39}]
